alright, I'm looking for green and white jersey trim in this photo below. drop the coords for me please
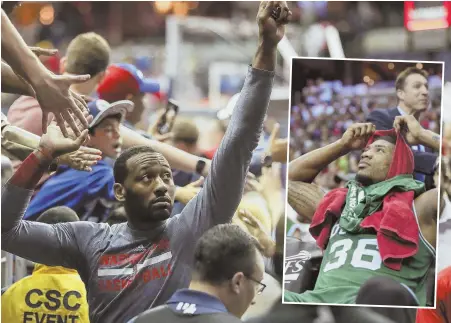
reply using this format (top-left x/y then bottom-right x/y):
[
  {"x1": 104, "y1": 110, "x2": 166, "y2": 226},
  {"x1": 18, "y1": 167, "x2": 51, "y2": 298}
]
[{"x1": 412, "y1": 201, "x2": 436, "y2": 258}]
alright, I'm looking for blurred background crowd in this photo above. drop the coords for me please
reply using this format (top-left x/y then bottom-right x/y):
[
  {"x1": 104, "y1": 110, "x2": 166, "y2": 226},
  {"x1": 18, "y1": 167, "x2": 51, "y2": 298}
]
[
  {"x1": 2, "y1": 1, "x2": 450, "y2": 121},
  {"x1": 289, "y1": 59, "x2": 442, "y2": 195}
]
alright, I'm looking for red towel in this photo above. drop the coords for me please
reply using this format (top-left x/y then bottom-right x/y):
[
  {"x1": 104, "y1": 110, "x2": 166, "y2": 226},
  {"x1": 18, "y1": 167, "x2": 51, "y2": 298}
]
[{"x1": 310, "y1": 129, "x2": 419, "y2": 271}]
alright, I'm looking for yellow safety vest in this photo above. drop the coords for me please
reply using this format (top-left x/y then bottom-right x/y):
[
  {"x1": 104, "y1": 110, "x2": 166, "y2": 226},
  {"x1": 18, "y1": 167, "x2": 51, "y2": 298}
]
[{"x1": 2, "y1": 264, "x2": 90, "y2": 323}]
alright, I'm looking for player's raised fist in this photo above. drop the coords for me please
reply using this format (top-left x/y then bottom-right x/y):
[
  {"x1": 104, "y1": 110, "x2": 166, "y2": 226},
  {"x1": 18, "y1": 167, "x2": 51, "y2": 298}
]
[{"x1": 257, "y1": 1, "x2": 292, "y2": 48}]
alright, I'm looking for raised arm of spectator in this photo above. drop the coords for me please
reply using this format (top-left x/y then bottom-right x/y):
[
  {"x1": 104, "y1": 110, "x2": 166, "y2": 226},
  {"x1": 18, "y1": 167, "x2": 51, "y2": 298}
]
[
  {"x1": 1, "y1": 117, "x2": 102, "y2": 171},
  {"x1": 171, "y1": 1, "x2": 292, "y2": 241},
  {"x1": 259, "y1": 165, "x2": 285, "y2": 229},
  {"x1": 120, "y1": 124, "x2": 211, "y2": 177},
  {"x1": 368, "y1": 109, "x2": 437, "y2": 175},
  {"x1": 1, "y1": 48, "x2": 59, "y2": 96},
  {"x1": 394, "y1": 114, "x2": 439, "y2": 175},
  {"x1": 1, "y1": 9, "x2": 90, "y2": 136},
  {"x1": 1, "y1": 61, "x2": 34, "y2": 96},
  {"x1": 1, "y1": 115, "x2": 102, "y2": 268},
  {"x1": 1, "y1": 9, "x2": 47, "y2": 86},
  {"x1": 394, "y1": 115, "x2": 441, "y2": 151}
]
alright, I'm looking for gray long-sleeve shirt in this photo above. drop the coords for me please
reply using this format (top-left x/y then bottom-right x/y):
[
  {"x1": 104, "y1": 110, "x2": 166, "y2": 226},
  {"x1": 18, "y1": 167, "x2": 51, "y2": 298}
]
[{"x1": 1, "y1": 67, "x2": 274, "y2": 323}]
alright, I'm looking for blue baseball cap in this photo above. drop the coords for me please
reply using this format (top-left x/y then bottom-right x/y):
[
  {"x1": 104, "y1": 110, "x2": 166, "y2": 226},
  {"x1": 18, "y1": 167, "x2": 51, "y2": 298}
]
[{"x1": 88, "y1": 99, "x2": 134, "y2": 128}]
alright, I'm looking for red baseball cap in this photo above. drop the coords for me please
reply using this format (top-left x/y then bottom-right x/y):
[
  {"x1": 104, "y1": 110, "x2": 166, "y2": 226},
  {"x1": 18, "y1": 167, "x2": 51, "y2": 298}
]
[{"x1": 97, "y1": 63, "x2": 160, "y2": 102}]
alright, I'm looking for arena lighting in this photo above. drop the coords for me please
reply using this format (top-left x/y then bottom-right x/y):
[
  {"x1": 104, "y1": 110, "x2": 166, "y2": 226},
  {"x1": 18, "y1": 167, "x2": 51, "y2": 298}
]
[
  {"x1": 404, "y1": 1, "x2": 451, "y2": 31},
  {"x1": 39, "y1": 4, "x2": 54, "y2": 25},
  {"x1": 154, "y1": 1, "x2": 173, "y2": 14},
  {"x1": 187, "y1": 1, "x2": 199, "y2": 10},
  {"x1": 173, "y1": 2, "x2": 189, "y2": 16},
  {"x1": 14, "y1": 3, "x2": 41, "y2": 26}
]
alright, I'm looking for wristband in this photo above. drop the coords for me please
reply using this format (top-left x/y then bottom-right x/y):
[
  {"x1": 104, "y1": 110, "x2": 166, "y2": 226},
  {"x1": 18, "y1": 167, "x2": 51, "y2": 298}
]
[
  {"x1": 262, "y1": 154, "x2": 273, "y2": 168},
  {"x1": 9, "y1": 152, "x2": 47, "y2": 189},
  {"x1": 196, "y1": 160, "x2": 206, "y2": 176},
  {"x1": 37, "y1": 145, "x2": 54, "y2": 162}
]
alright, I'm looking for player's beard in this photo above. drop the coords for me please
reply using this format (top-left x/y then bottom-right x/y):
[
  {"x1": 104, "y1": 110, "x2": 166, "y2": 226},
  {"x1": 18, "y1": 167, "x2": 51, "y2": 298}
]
[
  {"x1": 123, "y1": 189, "x2": 171, "y2": 226},
  {"x1": 355, "y1": 173, "x2": 375, "y2": 187}
]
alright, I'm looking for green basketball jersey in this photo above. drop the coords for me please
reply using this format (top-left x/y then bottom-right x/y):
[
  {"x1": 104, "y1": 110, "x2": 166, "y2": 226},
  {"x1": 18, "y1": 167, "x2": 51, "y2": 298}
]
[{"x1": 284, "y1": 202, "x2": 435, "y2": 305}]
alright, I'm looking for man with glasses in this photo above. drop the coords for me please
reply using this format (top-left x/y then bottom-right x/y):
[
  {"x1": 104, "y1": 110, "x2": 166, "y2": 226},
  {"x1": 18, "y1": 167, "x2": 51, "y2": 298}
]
[
  {"x1": 23, "y1": 99, "x2": 133, "y2": 221},
  {"x1": 128, "y1": 224, "x2": 266, "y2": 323}
]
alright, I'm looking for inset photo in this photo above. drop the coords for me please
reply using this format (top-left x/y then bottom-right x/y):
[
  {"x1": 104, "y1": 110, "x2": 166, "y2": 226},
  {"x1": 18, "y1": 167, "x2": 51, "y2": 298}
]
[{"x1": 284, "y1": 57, "x2": 444, "y2": 308}]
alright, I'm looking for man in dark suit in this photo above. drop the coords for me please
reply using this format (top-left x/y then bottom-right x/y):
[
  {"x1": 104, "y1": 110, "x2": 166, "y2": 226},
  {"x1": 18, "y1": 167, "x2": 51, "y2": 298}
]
[{"x1": 367, "y1": 67, "x2": 438, "y2": 187}]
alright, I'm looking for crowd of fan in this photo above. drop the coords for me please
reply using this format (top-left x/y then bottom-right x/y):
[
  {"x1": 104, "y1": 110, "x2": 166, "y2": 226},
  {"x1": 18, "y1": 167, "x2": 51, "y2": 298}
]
[{"x1": 290, "y1": 79, "x2": 442, "y2": 192}]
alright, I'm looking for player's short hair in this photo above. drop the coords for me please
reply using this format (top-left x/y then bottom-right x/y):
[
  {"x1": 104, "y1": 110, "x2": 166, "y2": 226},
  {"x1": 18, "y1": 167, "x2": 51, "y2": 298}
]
[
  {"x1": 192, "y1": 224, "x2": 259, "y2": 285},
  {"x1": 395, "y1": 67, "x2": 429, "y2": 92},
  {"x1": 113, "y1": 145, "x2": 159, "y2": 184},
  {"x1": 374, "y1": 135, "x2": 396, "y2": 145},
  {"x1": 172, "y1": 119, "x2": 199, "y2": 145},
  {"x1": 36, "y1": 206, "x2": 79, "y2": 224},
  {"x1": 65, "y1": 32, "x2": 110, "y2": 77}
]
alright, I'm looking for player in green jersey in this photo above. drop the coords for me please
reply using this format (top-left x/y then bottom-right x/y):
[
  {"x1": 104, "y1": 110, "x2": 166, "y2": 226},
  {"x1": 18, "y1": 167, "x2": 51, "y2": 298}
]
[{"x1": 286, "y1": 115, "x2": 441, "y2": 306}]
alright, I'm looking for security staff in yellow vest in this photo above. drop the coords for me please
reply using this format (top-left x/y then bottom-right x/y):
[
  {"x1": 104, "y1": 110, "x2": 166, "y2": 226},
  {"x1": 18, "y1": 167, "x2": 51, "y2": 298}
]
[{"x1": 2, "y1": 206, "x2": 89, "y2": 323}]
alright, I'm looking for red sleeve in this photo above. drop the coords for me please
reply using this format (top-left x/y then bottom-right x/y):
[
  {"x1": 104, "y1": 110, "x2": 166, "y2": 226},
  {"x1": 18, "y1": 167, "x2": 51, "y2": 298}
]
[
  {"x1": 7, "y1": 96, "x2": 54, "y2": 136},
  {"x1": 416, "y1": 308, "x2": 444, "y2": 323},
  {"x1": 8, "y1": 150, "x2": 52, "y2": 190},
  {"x1": 416, "y1": 267, "x2": 451, "y2": 323}
]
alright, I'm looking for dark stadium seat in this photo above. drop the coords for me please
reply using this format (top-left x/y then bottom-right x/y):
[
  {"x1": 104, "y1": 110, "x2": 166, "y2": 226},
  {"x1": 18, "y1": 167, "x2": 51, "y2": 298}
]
[{"x1": 284, "y1": 237, "x2": 323, "y2": 293}]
